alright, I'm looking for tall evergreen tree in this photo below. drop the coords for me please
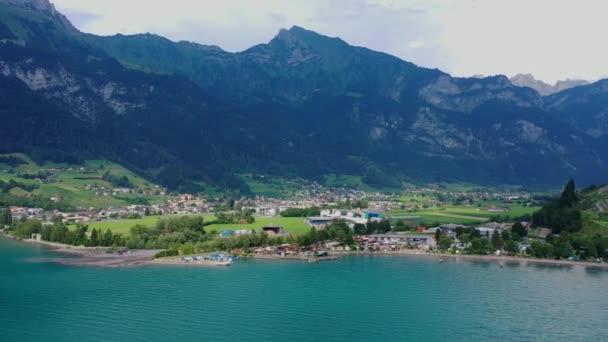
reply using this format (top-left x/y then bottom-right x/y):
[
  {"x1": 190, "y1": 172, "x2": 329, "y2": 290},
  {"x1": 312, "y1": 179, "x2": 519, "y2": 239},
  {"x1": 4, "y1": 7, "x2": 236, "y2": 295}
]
[
  {"x1": 103, "y1": 229, "x2": 113, "y2": 247},
  {"x1": 435, "y1": 228, "x2": 442, "y2": 242},
  {"x1": 511, "y1": 222, "x2": 527, "y2": 239},
  {"x1": 90, "y1": 228, "x2": 99, "y2": 246},
  {"x1": 560, "y1": 179, "x2": 578, "y2": 207},
  {"x1": 491, "y1": 230, "x2": 504, "y2": 251},
  {"x1": 0, "y1": 209, "x2": 6, "y2": 227}
]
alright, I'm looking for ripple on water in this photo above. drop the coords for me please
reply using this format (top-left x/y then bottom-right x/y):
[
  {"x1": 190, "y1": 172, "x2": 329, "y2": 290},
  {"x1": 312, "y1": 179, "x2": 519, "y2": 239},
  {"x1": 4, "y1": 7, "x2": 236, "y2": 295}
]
[{"x1": 1, "y1": 240, "x2": 608, "y2": 342}]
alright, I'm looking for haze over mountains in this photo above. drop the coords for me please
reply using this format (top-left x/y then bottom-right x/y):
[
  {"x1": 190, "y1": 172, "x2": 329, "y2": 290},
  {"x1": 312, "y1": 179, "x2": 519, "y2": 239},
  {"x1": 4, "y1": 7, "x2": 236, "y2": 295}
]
[{"x1": 1, "y1": 0, "x2": 608, "y2": 193}]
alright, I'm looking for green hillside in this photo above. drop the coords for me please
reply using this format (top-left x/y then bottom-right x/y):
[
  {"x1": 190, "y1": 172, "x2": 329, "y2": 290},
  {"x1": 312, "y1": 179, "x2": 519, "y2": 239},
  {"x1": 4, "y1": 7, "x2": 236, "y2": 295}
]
[{"x1": 0, "y1": 153, "x2": 170, "y2": 209}]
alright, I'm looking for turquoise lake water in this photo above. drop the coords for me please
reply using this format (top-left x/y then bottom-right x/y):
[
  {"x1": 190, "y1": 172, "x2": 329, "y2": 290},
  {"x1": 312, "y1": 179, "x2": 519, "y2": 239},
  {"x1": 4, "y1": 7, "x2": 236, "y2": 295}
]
[{"x1": 1, "y1": 236, "x2": 607, "y2": 342}]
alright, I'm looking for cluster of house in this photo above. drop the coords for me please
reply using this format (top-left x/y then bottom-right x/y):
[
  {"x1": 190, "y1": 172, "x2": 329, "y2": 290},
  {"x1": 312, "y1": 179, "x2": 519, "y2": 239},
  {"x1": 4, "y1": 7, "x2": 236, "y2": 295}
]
[
  {"x1": 9, "y1": 207, "x2": 45, "y2": 220},
  {"x1": 353, "y1": 221, "x2": 534, "y2": 253},
  {"x1": 238, "y1": 242, "x2": 335, "y2": 258},
  {"x1": 243, "y1": 244, "x2": 301, "y2": 257},
  {"x1": 240, "y1": 188, "x2": 396, "y2": 218},
  {"x1": 294, "y1": 183, "x2": 369, "y2": 204},
  {"x1": 355, "y1": 233, "x2": 436, "y2": 251},
  {"x1": 366, "y1": 199, "x2": 401, "y2": 212},
  {"x1": 166, "y1": 194, "x2": 211, "y2": 213},
  {"x1": 307, "y1": 208, "x2": 383, "y2": 229},
  {"x1": 8, "y1": 198, "x2": 212, "y2": 225},
  {"x1": 424, "y1": 222, "x2": 533, "y2": 253},
  {"x1": 83, "y1": 184, "x2": 135, "y2": 197}
]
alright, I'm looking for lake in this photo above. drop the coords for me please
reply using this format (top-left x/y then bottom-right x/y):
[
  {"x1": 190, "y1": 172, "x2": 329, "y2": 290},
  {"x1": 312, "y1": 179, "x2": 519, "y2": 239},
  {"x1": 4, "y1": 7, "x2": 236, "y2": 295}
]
[{"x1": 1, "y1": 236, "x2": 607, "y2": 341}]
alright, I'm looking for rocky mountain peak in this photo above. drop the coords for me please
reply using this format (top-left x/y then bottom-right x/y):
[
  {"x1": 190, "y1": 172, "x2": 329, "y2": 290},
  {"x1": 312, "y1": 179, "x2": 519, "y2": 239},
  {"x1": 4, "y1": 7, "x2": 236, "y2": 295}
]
[
  {"x1": 2, "y1": 0, "x2": 54, "y2": 13},
  {"x1": 0, "y1": 0, "x2": 75, "y2": 30},
  {"x1": 510, "y1": 73, "x2": 590, "y2": 96},
  {"x1": 272, "y1": 25, "x2": 348, "y2": 49}
]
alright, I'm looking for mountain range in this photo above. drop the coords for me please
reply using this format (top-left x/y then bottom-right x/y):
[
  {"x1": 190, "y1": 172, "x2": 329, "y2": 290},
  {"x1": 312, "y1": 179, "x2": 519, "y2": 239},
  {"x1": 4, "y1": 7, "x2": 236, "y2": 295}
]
[
  {"x1": 1, "y1": 0, "x2": 607, "y2": 193},
  {"x1": 509, "y1": 73, "x2": 590, "y2": 96}
]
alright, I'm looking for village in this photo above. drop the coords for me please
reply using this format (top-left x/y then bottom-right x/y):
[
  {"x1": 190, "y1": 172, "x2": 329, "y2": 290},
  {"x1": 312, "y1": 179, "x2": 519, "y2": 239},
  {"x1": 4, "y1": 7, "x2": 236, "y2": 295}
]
[
  {"x1": 5, "y1": 178, "x2": 534, "y2": 226},
  {"x1": 2, "y1": 163, "x2": 603, "y2": 268},
  {"x1": 1, "y1": 169, "x2": 552, "y2": 266}
]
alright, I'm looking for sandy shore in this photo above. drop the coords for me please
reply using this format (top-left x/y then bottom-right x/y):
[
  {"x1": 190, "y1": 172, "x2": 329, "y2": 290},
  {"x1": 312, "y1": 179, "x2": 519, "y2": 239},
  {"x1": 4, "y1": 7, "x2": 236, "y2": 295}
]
[
  {"x1": 22, "y1": 238, "x2": 107, "y2": 257},
  {"x1": 332, "y1": 250, "x2": 608, "y2": 268},
  {"x1": 10, "y1": 236, "x2": 160, "y2": 267},
  {"x1": 151, "y1": 257, "x2": 232, "y2": 267}
]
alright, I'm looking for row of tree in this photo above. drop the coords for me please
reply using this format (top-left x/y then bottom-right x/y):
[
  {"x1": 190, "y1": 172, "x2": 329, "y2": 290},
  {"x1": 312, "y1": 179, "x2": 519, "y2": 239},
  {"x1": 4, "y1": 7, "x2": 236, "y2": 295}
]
[
  {"x1": 101, "y1": 171, "x2": 134, "y2": 188},
  {"x1": 440, "y1": 223, "x2": 527, "y2": 255},
  {"x1": 8, "y1": 220, "x2": 126, "y2": 247},
  {"x1": 527, "y1": 233, "x2": 607, "y2": 260},
  {"x1": 213, "y1": 211, "x2": 255, "y2": 224},
  {"x1": 353, "y1": 219, "x2": 392, "y2": 235},
  {"x1": 280, "y1": 207, "x2": 321, "y2": 217},
  {"x1": 125, "y1": 215, "x2": 211, "y2": 249}
]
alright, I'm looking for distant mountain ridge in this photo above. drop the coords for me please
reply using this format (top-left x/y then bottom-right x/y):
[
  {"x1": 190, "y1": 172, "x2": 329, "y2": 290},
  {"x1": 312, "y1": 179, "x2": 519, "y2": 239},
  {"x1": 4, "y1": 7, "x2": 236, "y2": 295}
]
[
  {"x1": 510, "y1": 73, "x2": 590, "y2": 96},
  {"x1": 1, "y1": 0, "x2": 608, "y2": 193}
]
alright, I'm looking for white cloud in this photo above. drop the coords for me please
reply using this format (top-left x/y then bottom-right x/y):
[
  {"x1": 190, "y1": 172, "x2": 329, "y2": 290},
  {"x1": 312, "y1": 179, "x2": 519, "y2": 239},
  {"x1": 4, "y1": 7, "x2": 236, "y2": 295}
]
[
  {"x1": 52, "y1": 0, "x2": 608, "y2": 84},
  {"x1": 406, "y1": 38, "x2": 425, "y2": 50}
]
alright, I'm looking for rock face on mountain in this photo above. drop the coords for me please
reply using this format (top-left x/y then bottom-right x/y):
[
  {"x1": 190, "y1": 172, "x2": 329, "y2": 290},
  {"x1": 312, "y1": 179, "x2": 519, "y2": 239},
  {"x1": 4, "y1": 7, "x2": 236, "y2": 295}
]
[
  {"x1": 1, "y1": 0, "x2": 607, "y2": 191},
  {"x1": 510, "y1": 73, "x2": 590, "y2": 96},
  {"x1": 1, "y1": 0, "x2": 74, "y2": 29},
  {"x1": 544, "y1": 80, "x2": 608, "y2": 139}
]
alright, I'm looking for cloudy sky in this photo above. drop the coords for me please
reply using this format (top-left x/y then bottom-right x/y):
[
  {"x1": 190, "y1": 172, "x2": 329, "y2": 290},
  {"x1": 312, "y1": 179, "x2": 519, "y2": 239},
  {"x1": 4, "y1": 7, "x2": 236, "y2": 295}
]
[{"x1": 52, "y1": 0, "x2": 607, "y2": 84}]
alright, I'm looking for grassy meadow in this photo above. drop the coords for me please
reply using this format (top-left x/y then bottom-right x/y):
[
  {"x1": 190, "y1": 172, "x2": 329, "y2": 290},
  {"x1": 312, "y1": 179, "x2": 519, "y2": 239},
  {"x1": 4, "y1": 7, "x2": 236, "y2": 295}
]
[
  {"x1": 0, "y1": 154, "x2": 170, "y2": 208},
  {"x1": 388, "y1": 203, "x2": 540, "y2": 226},
  {"x1": 73, "y1": 214, "x2": 311, "y2": 236}
]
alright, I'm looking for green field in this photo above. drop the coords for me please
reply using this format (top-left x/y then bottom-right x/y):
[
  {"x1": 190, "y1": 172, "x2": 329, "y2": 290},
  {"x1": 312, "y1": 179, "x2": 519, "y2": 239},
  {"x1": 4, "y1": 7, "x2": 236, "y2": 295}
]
[
  {"x1": 388, "y1": 204, "x2": 540, "y2": 226},
  {"x1": 439, "y1": 205, "x2": 540, "y2": 218},
  {"x1": 0, "y1": 154, "x2": 170, "y2": 208},
  {"x1": 70, "y1": 214, "x2": 214, "y2": 235},
  {"x1": 205, "y1": 216, "x2": 311, "y2": 234},
  {"x1": 412, "y1": 213, "x2": 485, "y2": 225},
  {"x1": 73, "y1": 215, "x2": 311, "y2": 236}
]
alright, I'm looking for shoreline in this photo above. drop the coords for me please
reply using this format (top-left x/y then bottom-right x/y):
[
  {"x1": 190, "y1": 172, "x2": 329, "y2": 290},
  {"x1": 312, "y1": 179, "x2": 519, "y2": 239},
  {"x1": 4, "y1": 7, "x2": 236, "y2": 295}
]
[
  {"x1": 332, "y1": 250, "x2": 608, "y2": 268},
  {"x1": 3, "y1": 235, "x2": 160, "y2": 267},
  {"x1": 20, "y1": 238, "x2": 108, "y2": 257},
  {"x1": 150, "y1": 257, "x2": 233, "y2": 267},
  {"x1": 5, "y1": 234, "x2": 607, "y2": 269},
  {"x1": 252, "y1": 254, "x2": 338, "y2": 262}
]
